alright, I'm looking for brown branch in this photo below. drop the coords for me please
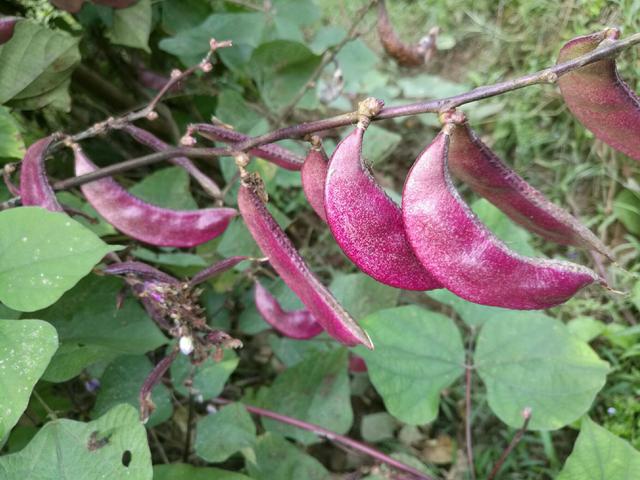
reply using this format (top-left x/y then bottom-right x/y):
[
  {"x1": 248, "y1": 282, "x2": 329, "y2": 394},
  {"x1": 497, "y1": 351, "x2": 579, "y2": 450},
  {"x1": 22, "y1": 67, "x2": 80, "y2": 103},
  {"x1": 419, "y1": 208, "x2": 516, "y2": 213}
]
[{"x1": 487, "y1": 408, "x2": 532, "y2": 480}]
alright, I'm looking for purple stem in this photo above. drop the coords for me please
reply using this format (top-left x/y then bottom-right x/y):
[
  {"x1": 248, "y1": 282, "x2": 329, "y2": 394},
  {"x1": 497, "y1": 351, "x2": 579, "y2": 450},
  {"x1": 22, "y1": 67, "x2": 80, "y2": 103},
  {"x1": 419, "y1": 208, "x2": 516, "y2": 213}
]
[
  {"x1": 487, "y1": 410, "x2": 532, "y2": 480},
  {"x1": 139, "y1": 348, "x2": 179, "y2": 422}
]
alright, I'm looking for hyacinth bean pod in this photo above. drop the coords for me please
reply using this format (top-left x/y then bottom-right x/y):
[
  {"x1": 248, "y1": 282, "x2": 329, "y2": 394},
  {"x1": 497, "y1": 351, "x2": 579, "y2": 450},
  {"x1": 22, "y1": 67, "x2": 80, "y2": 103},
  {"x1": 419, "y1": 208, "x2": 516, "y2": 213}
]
[
  {"x1": 20, "y1": 136, "x2": 63, "y2": 212},
  {"x1": 238, "y1": 174, "x2": 372, "y2": 348},
  {"x1": 402, "y1": 125, "x2": 602, "y2": 310},
  {"x1": 254, "y1": 280, "x2": 324, "y2": 340},
  {"x1": 443, "y1": 111, "x2": 613, "y2": 259},
  {"x1": 103, "y1": 261, "x2": 178, "y2": 284},
  {"x1": 73, "y1": 143, "x2": 237, "y2": 247},
  {"x1": 122, "y1": 125, "x2": 222, "y2": 198},
  {"x1": 0, "y1": 16, "x2": 18, "y2": 44},
  {"x1": 301, "y1": 142, "x2": 329, "y2": 221},
  {"x1": 189, "y1": 256, "x2": 248, "y2": 286},
  {"x1": 557, "y1": 29, "x2": 640, "y2": 162},
  {"x1": 324, "y1": 100, "x2": 441, "y2": 291},
  {"x1": 190, "y1": 123, "x2": 305, "y2": 171}
]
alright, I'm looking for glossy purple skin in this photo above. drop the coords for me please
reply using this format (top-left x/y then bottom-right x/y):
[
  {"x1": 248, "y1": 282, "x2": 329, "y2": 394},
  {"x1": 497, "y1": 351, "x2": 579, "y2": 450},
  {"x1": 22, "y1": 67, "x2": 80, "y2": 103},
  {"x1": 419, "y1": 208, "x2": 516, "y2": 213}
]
[
  {"x1": 301, "y1": 147, "x2": 328, "y2": 221},
  {"x1": 20, "y1": 136, "x2": 63, "y2": 212},
  {"x1": 324, "y1": 127, "x2": 441, "y2": 291},
  {"x1": 73, "y1": 144, "x2": 237, "y2": 247},
  {"x1": 558, "y1": 29, "x2": 640, "y2": 162},
  {"x1": 123, "y1": 125, "x2": 221, "y2": 198},
  {"x1": 192, "y1": 124, "x2": 305, "y2": 171},
  {"x1": 402, "y1": 128, "x2": 601, "y2": 310},
  {"x1": 238, "y1": 180, "x2": 372, "y2": 348},
  {"x1": 254, "y1": 280, "x2": 324, "y2": 340},
  {"x1": 446, "y1": 117, "x2": 613, "y2": 259},
  {"x1": 0, "y1": 16, "x2": 18, "y2": 44},
  {"x1": 103, "y1": 261, "x2": 178, "y2": 284},
  {"x1": 189, "y1": 256, "x2": 248, "y2": 286}
]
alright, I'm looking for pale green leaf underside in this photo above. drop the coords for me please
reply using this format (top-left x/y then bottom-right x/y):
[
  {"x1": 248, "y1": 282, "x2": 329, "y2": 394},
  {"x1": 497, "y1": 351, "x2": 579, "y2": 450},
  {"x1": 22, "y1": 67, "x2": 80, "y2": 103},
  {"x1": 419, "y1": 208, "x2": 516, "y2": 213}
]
[{"x1": 195, "y1": 403, "x2": 256, "y2": 463}]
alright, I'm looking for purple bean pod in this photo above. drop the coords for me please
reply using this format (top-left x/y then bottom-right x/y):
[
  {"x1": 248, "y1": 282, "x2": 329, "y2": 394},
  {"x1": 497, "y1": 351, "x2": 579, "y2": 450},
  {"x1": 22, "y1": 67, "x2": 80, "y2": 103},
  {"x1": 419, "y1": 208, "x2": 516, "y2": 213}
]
[
  {"x1": 20, "y1": 136, "x2": 63, "y2": 212},
  {"x1": 0, "y1": 16, "x2": 18, "y2": 44},
  {"x1": 190, "y1": 123, "x2": 305, "y2": 171},
  {"x1": 238, "y1": 174, "x2": 372, "y2": 348},
  {"x1": 324, "y1": 123, "x2": 441, "y2": 291},
  {"x1": 254, "y1": 280, "x2": 324, "y2": 340},
  {"x1": 49, "y1": 0, "x2": 85, "y2": 13},
  {"x1": 103, "y1": 261, "x2": 179, "y2": 284},
  {"x1": 301, "y1": 144, "x2": 328, "y2": 221},
  {"x1": 72, "y1": 143, "x2": 237, "y2": 247},
  {"x1": 443, "y1": 111, "x2": 613, "y2": 259},
  {"x1": 557, "y1": 29, "x2": 640, "y2": 163},
  {"x1": 122, "y1": 125, "x2": 222, "y2": 198},
  {"x1": 189, "y1": 256, "x2": 248, "y2": 286},
  {"x1": 402, "y1": 125, "x2": 602, "y2": 310}
]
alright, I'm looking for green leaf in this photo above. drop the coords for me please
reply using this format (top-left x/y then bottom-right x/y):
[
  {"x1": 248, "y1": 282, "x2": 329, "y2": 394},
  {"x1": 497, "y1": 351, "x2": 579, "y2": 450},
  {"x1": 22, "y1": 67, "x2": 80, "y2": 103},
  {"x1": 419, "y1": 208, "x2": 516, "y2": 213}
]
[
  {"x1": 245, "y1": 433, "x2": 329, "y2": 480},
  {"x1": 355, "y1": 306, "x2": 465, "y2": 425},
  {"x1": 154, "y1": 463, "x2": 251, "y2": 480},
  {"x1": 398, "y1": 74, "x2": 469, "y2": 99},
  {"x1": 0, "y1": 106, "x2": 24, "y2": 159},
  {"x1": 36, "y1": 275, "x2": 167, "y2": 382},
  {"x1": 171, "y1": 349, "x2": 239, "y2": 399},
  {"x1": 261, "y1": 349, "x2": 352, "y2": 444},
  {"x1": 361, "y1": 412, "x2": 397, "y2": 443},
  {"x1": 0, "y1": 20, "x2": 80, "y2": 111},
  {"x1": 0, "y1": 404, "x2": 152, "y2": 479},
  {"x1": 566, "y1": 316, "x2": 606, "y2": 343},
  {"x1": 360, "y1": 125, "x2": 402, "y2": 166},
  {"x1": 335, "y1": 39, "x2": 379, "y2": 92},
  {"x1": 92, "y1": 355, "x2": 173, "y2": 428},
  {"x1": 0, "y1": 207, "x2": 120, "y2": 312},
  {"x1": 195, "y1": 403, "x2": 256, "y2": 463},
  {"x1": 250, "y1": 40, "x2": 322, "y2": 112},
  {"x1": 128, "y1": 166, "x2": 198, "y2": 210},
  {"x1": 55, "y1": 191, "x2": 117, "y2": 237},
  {"x1": 268, "y1": 335, "x2": 335, "y2": 367},
  {"x1": 107, "y1": 0, "x2": 152, "y2": 52},
  {"x1": 330, "y1": 272, "x2": 400, "y2": 319},
  {"x1": 160, "y1": 0, "x2": 213, "y2": 35},
  {"x1": 557, "y1": 417, "x2": 640, "y2": 479},
  {"x1": 475, "y1": 314, "x2": 610, "y2": 430},
  {"x1": 614, "y1": 189, "x2": 640, "y2": 236},
  {"x1": 0, "y1": 319, "x2": 58, "y2": 439}
]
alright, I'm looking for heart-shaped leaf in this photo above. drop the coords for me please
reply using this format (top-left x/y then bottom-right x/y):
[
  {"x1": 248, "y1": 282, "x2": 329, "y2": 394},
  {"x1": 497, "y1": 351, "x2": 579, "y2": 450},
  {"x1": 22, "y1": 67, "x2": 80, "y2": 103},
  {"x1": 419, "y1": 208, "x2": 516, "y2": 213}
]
[{"x1": 195, "y1": 403, "x2": 256, "y2": 463}]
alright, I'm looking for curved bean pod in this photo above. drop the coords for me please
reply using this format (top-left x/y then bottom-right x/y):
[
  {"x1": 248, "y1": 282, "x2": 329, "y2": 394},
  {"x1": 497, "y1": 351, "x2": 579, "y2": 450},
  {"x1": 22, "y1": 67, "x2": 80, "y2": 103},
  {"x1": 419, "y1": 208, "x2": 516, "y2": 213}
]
[
  {"x1": 20, "y1": 136, "x2": 63, "y2": 212},
  {"x1": 73, "y1": 144, "x2": 237, "y2": 247},
  {"x1": 103, "y1": 261, "x2": 178, "y2": 284},
  {"x1": 301, "y1": 143, "x2": 328, "y2": 221},
  {"x1": 557, "y1": 29, "x2": 640, "y2": 162},
  {"x1": 402, "y1": 125, "x2": 602, "y2": 310},
  {"x1": 189, "y1": 256, "x2": 248, "y2": 286},
  {"x1": 238, "y1": 173, "x2": 372, "y2": 348},
  {"x1": 324, "y1": 119, "x2": 441, "y2": 291},
  {"x1": 122, "y1": 125, "x2": 222, "y2": 198},
  {"x1": 254, "y1": 280, "x2": 324, "y2": 340},
  {"x1": 0, "y1": 16, "x2": 18, "y2": 44},
  {"x1": 190, "y1": 123, "x2": 305, "y2": 171},
  {"x1": 444, "y1": 111, "x2": 613, "y2": 259}
]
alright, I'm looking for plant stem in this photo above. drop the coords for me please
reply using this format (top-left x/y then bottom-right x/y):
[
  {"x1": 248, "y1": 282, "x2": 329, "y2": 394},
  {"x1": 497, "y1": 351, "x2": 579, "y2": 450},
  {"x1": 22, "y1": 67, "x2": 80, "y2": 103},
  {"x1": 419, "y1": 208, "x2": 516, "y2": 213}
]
[
  {"x1": 211, "y1": 397, "x2": 437, "y2": 480},
  {"x1": 487, "y1": 409, "x2": 532, "y2": 480},
  {"x1": 464, "y1": 364, "x2": 476, "y2": 480},
  {"x1": 32, "y1": 390, "x2": 58, "y2": 420}
]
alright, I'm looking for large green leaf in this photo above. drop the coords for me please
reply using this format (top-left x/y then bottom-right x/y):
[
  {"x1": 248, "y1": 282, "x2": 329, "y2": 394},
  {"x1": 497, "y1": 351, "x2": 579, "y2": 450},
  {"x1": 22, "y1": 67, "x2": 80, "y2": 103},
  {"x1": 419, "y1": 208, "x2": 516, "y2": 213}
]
[
  {"x1": 195, "y1": 403, "x2": 256, "y2": 463},
  {"x1": 0, "y1": 20, "x2": 80, "y2": 111},
  {"x1": 154, "y1": 463, "x2": 251, "y2": 480},
  {"x1": 129, "y1": 166, "x2": 198, "y2": 210},
  {"x1": 107, "y1": 0, "x2": 152, "y2": 52},
  {"x1": 245, "y1": 433, "x2": 329, "y2": 480},
  {"x1": 614, "y1": 189, "x2": 640, "y2": 236},
  {"x1": 0, "y1": 208, "x2": 120, "y2": 312},
  {"x1": 35, "y1": 275, "x2": 167, "y2": 382},
  {"x1": 0, "y1": 404, "x2": 152, "y2": 479},
  {"x1": 330, "y1": 272, "x2": 399, "y2": 319},
  {"x1": 475, "y1": 314, "x2": 609, "y2": 430},
  {"x1": 250, "y1": 40, "x2": 322, "y2": 112},
  {"x1": 557, "y1": 417, "x2": 640, "y2": 479},
  {"x1": 261, "y1": 348, "x2": 352, "y2": 444},
  {"x1": 0, "y1": 106, "x2": 24, "y2": 160},
  {"x1": 0, "y1": 319, "x2": 58, "y2": 439},
  {"x1": 92, "y1": 355, "x2": 173, "y2": 428},
  {"x1": 171, "y1": 349, "x2": 239, "y2": 399},
  {"x1": 355, "y1": 306, "x2": 465, "y2": 425}
]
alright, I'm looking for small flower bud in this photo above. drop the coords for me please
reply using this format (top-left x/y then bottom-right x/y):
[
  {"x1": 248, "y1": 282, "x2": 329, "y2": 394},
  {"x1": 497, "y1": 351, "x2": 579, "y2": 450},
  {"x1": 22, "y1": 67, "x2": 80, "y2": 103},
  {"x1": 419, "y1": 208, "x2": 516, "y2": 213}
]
[
  {"x1": 179, "y1": 336, "x2": 194, "y2": 355},
  {"x1": 146, "y1": 111, "x2": 158, "y2": 121},
  {"x1": 522, "y1": 406, "x2": 532, "y2": 419},
  {"x1": 170, "y1": 69, "x2": 182, "y2": 79},
  {"x1": 180, "y1": 134, "x2": 196, "y2": 146},
  {"x1": 200, "y1": 61, "x2": 213, "y2": 73}
]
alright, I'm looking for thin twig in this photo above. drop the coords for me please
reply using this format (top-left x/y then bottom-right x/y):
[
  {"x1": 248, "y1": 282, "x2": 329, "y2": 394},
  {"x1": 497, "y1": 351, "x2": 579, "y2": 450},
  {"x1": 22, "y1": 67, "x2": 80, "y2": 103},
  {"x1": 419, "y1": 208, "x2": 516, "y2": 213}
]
[
  {"x1": 211, "y1": 397, "x2": 437, "y2": 480},
  {"x1": 464, "y1": 363, "x2": 476, "y2": 480},
  {"x1": 487, "y1": 408, "x2": 532, "y2": 480},
  {"x1": 32, "y1": 390, "x2": 58, "y2": 420}
]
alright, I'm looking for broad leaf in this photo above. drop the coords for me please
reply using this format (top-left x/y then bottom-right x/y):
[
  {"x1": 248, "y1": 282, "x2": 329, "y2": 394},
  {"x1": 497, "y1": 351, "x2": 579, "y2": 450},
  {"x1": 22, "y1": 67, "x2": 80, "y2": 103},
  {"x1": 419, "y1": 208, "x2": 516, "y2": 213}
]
[
  {"x1": 171, "y1": 349, "x2": 239, "y2": 399},
  {"x1": 92, "y1": 355, "x2": 173, "y2": 428},
  {"x1": 0, "y1": 208, "x2": 120, "y2": 312},
  {"x1": 475, "y1": 314, "x2": 609, "y2": 430},
  {"x1": 154, "y1": 463, "x2": 251, "y2": 480},
  {"x1": 0, "y1": 404, "x2": 152, "y2": 479},
  {"x1": 268, "y1": 335, "x2": 335, "y2": 367},
  {"x1": 107, "y1": 0, "x2": 152, "y2": 52},
  {"x1": 614, "y1": 189, "x2": 640, "y2": 236},
  {"x1": 129, "y1": 166, "x2": 198, "y2": 210},
  {"x1": 36, "y1": 275, "x2": 167, "y2": 382},
  {"x1": 195, "y1": 403, "x2": 256, "y2": 463},
  {"x1": 360, "y1": 125, "x2": 402, "y2": 166},
  {"x1": 0, "y1": 319, "x2": 58, "y2": 439},
  {"x1": 330, "y1": 272, "x2": 399, "y2": 319},
  {"x1": 557, "y1": 417, "x2": 640, "y2": 479},
  {"x1": 245, "y1": 433, "x2": 329, "y2": 480},
  {"x1": 261, "y1": 348, "x2": 352, "y2": 444},
  {"x1": 0, "y1": 20, "x2": 80, "y2": 111},
  {"x1": 0, "y1": 106, "x2": 24, "y2": 160},
  {"x1": 355, "y1": 306, "x2": 465, "y2": 425}
]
